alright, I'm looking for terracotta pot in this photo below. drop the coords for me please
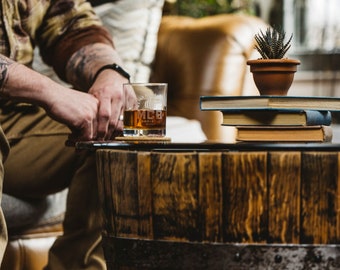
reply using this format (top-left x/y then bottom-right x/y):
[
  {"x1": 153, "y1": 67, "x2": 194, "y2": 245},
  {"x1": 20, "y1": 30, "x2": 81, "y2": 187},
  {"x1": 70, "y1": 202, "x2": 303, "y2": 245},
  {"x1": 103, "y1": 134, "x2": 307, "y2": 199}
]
[{"x1": 247, "y1": 59, "x2": 300, "y2": 96}]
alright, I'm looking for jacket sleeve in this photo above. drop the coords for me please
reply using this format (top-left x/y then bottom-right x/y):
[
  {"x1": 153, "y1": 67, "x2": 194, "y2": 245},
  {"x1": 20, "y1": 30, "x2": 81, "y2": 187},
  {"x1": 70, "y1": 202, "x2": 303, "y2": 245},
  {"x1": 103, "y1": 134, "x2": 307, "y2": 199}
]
[{"x1": 36, "y1": 0, "x2": 114, "y2": 81}]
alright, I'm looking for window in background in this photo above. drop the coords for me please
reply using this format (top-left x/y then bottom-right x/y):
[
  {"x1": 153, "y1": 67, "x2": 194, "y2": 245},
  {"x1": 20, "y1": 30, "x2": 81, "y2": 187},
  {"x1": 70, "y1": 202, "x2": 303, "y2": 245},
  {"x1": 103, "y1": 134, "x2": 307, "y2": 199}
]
[
  {"x1": 282, "y1": 0, "x2": 340, "y2": 99},
  {"x1": 284, "y1": 0, "x2": 340, "y2": 53}
]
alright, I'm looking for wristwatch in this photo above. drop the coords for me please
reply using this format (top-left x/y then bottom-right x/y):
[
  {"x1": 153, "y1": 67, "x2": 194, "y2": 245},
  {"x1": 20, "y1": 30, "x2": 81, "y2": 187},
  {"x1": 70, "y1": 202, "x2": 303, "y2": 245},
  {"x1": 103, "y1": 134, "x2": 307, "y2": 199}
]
[{"x1": 92, "y1": 63, "x2": 130, "y2": 84}]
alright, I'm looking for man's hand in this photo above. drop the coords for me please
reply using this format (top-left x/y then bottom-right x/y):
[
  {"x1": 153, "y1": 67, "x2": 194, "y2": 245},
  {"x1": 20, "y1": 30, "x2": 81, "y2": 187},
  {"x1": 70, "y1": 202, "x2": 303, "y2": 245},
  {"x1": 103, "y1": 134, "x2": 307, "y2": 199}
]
[
  {"x1": 46, "y1": 88, "x2": 99, "y2": 141},
  {"x1": 1, "y1": 61, "x2": 101, "y2": 141},
  {"x1": 88, "y1": 69, "x2": 136, "y2": 140},
  {"x1": 65, "y1": 43, "x2": 137, "y2": 140}
]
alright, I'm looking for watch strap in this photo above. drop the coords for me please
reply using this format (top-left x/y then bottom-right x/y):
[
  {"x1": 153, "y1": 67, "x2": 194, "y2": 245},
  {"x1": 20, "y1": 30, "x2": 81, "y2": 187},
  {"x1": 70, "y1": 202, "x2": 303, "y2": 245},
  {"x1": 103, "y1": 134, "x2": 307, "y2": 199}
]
[{"x1": 92, "y1": 63, "x2": 130, "y2": 84}]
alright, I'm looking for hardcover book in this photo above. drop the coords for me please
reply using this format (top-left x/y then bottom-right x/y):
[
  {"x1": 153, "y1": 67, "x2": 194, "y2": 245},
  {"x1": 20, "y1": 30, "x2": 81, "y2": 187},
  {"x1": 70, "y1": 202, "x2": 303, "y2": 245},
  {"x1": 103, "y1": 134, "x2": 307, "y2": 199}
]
[
  {"x1": 200, "y1": 96, "x2": 340, "y2": 112},
  {"x1": 235, "y1": 125, "x2": 333, "y2": 142},
  {"x1": 221, "y1": 110, "x2": 332, "y2": 126}
]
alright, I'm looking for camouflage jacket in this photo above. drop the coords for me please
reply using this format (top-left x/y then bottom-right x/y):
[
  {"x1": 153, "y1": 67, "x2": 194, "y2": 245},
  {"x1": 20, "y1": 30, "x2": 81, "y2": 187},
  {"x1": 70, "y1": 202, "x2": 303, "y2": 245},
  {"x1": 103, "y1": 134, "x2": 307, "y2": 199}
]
[{"x1": 0, "y1": 0, "x2": 113, "y2": 79}]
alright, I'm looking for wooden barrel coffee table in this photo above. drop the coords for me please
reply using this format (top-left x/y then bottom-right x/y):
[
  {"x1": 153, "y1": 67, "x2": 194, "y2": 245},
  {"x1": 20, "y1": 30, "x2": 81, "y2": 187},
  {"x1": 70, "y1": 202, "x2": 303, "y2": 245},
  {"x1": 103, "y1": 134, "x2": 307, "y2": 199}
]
[{"x1": 85, "y1": 142, "x2": 340, "y2": 269}]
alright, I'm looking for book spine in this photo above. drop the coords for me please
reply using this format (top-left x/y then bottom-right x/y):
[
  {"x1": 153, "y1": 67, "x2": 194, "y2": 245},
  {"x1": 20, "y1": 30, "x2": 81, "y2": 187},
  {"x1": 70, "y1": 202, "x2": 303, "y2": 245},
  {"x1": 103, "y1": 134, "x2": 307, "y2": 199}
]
[
  {"x1": 305, "y1": 110, "x2": 332, "y2": 126},
  {"x1": 221, "y1": 110, "x2": 331, "y2": 126}
]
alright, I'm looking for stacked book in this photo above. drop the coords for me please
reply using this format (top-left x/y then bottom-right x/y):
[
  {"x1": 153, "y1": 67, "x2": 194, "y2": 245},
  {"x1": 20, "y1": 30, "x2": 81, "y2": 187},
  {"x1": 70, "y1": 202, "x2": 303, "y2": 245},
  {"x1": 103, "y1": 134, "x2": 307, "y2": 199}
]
[{"x1": 199, "y1": 96, "x2": 340, "y2": 142}]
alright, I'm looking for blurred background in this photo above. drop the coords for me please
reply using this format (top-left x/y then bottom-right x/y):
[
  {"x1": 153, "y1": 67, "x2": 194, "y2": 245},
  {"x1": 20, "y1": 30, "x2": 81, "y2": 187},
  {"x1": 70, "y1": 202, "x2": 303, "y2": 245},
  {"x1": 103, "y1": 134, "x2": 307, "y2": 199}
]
[{"x1": 163, "y1": 0, "x2": 340, "y2": 97}]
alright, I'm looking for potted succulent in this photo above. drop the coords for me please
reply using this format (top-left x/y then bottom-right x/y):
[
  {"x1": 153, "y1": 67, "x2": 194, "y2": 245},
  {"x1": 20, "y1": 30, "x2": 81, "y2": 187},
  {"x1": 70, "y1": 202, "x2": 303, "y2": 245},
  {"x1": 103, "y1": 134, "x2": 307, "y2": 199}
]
[{"x1": 247, "y1": 26, "x2": 300, "y2": 96}]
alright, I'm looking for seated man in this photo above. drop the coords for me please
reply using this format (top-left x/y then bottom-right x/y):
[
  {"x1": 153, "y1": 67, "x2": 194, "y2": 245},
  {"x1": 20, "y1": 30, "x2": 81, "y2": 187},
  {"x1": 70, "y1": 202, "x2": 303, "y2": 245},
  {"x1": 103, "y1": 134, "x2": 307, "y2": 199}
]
[{"x1": 0, "y1": 0, "x2": 135, "y2": 269}]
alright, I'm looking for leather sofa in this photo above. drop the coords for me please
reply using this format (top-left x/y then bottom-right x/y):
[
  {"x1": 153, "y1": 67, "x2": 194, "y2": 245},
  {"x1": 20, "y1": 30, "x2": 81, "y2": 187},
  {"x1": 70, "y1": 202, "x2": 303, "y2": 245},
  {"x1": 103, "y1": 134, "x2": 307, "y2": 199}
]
[
  {"x1": 1, "y1": 191, "x2": 66, "y2": 269},
  {"x1": 151, "y1": 14, "x2": 267, "y2": 141},
  {"x1": 0, "y1": 13, "x2": 266, "y2": 270}
]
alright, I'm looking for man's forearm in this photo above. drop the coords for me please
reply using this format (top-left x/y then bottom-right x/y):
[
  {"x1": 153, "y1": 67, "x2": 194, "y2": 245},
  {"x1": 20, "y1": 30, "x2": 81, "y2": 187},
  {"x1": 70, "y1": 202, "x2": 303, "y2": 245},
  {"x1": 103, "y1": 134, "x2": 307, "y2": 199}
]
[
  {"x1": 0, "y1": 54, "x2": 65, "y2": 110},
  {"x1": 65, "y1": 43, "x2": 125, "y2": 91}
]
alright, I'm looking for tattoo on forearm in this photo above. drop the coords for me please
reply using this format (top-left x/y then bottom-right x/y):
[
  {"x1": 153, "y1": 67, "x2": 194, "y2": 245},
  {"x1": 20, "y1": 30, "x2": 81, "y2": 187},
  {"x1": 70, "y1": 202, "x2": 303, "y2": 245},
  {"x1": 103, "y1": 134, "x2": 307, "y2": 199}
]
[
  {"x1": 0, "y1": 55, "x2": 14, "y2": 90},
  {"x1": 66, "y1": 44, "x2": 114, "y2": 91},
  {"x1": 66, "y1": 46, "x2": 92, "y2": 90}
]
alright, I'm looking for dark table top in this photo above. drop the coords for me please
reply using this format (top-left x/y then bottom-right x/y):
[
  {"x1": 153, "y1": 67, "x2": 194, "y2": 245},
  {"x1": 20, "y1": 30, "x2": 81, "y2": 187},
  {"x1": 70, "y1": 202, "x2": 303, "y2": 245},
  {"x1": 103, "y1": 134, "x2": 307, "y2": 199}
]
[{"x1": 74, "y1": 140, "x2": 340, "y2": 152}]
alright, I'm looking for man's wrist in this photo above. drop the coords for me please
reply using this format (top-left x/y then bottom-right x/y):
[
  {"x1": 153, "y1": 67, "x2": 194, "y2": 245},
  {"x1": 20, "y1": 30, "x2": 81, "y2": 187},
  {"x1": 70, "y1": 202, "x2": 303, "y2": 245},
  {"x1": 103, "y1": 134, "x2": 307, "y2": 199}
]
[{"x1": 92, "y1": 63, "x2": 130, "y2": 84}]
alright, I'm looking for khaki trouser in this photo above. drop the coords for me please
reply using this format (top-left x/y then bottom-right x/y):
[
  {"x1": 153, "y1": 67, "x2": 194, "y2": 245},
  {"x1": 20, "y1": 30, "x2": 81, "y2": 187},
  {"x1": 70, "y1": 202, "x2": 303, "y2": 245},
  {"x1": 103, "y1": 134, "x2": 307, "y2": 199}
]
[{"x1": 0, "y1": 104, "x2": 106, "y2": 270}]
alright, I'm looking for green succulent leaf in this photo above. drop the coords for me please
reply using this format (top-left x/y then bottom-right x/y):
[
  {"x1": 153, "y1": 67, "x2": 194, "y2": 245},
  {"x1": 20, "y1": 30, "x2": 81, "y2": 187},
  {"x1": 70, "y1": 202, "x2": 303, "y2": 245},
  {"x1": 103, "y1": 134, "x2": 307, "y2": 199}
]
[{"x1": 254, "y1": 26, "x2": 293, "y2": 59}]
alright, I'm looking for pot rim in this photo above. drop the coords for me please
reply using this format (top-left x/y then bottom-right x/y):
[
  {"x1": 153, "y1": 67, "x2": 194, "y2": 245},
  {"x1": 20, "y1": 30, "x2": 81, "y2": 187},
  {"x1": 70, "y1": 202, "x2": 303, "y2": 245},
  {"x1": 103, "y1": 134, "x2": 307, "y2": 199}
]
[{"x1": 247, "y1": 58, "x2": 301, "y2": 65}]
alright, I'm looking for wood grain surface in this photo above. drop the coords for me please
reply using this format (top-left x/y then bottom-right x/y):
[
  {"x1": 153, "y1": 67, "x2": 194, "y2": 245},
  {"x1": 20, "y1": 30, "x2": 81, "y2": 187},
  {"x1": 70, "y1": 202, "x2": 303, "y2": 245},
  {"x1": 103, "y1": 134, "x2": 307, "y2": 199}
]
[{"x1": 96, "y1": 149, "x2": 340, "y2": 244}]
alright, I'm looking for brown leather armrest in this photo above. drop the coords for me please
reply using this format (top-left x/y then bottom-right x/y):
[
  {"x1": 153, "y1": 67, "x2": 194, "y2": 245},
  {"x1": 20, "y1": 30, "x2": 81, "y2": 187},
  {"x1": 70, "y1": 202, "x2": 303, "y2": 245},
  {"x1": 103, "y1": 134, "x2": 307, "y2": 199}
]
[
  {"x1": 1, "y1": 225, "x2": 63, "y2": 270},
  {"x1": 151, "y1": 14, "x2": 267, "y2": 141}
]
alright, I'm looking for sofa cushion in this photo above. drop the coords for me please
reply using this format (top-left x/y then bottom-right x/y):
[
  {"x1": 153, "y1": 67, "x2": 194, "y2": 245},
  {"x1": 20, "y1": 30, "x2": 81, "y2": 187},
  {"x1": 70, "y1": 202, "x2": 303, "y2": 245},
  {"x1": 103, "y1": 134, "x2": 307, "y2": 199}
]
[
  {"x1": 93, "y1": 0, "x2": 165, "y2": 82},
  {"x1": 2, "y1": 190, "x2": 67, "y2": 235}
]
